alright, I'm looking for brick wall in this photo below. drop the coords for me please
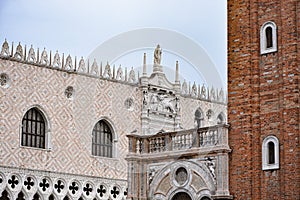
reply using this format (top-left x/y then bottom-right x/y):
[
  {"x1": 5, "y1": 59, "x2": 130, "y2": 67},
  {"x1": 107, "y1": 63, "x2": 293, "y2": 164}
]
[{"x1": 228, "y1": 0, "x2": 300, "y2": 199}]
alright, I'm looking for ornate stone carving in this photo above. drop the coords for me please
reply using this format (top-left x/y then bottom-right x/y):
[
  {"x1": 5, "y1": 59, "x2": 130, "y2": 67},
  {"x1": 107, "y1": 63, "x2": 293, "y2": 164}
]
[
  {"x1": 65, "y1": 86, "x2": 74, "y2": 99},
  {"x1": 116, "y1": 65, "x2": 123, "y2": 80},
  {"x1": 182, "y1": 80, "x2": 188, "y2": 95},
  {"x1": 77, "y1": 57, "x2": 86, "y2": 73},
  {"x1": 0, "y1": 73, "x2": 9, "y2": 88},
  {"x1": 40, "y1": 48, "x2": 48, "y2": 65},
  {"x1": 205, "y1": 158, "x2": 216, "y2": 182},
  {"x1": 218, "y1": 88, "x2": 224, "y2": 102},
  {"x1": 191, "y1": 82, "x2": 197, "y2": 97},
  {"x1": 128, "y1": 67, "x2": 136, "y2": 83},
  {"x1": 27, "y1": 45, "x2": 36, "y2": 62},
  {"x1": 210, "y1": 87, "x2": 216, "y2": 101},
  {"x1": 175, "y1": 167, "x2": 188, "y2": 185},
  {"x1": 14, "y1": 42, "x2": 23, "y2": 59},
  {"x1": 91, "y1": 59, "x2": 99, "y2": 75},
  {"x1": 153, "y1": 44, "x2": 162, "y2": 65},
  {"x1": 125, "y1": 98, "x2": 134, "y2": 110},
  {"x1": 206, "y1": 109, "x2": 213, "y2": 120},
  {"x1": 201, "y1": 84, "x2": 206, "y2": 98},
  {"x1": 1, "y1": 39, "x2": 10, "y2": 56},
  {"x1": 64, "y1": 55, "x2": 73, "y2": 70},
  {"x1": 103, "y1": 62, "x2": 111, "y2": 79},
  {"x1": 149, "y1": 93, "x2": 176, "y2": 114},
  {"x1": 53, "y1": 50, "x2": 61, "y2": 68}
]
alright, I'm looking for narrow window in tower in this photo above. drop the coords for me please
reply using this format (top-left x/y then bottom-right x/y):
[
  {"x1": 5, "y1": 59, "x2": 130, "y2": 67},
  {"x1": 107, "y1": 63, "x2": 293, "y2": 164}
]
[
  {"x1": 266, "y1": 27, "x2": 273, "y2": 48},
  {"x1": 262, "y1": 135, "x2": 279, "y2": 170},
  {"x1": 260, "y1": 21, "x2": 277, "y2": 54},
  {"x1": 268, "y1": 141, "x2": 275, "y2": 164}
]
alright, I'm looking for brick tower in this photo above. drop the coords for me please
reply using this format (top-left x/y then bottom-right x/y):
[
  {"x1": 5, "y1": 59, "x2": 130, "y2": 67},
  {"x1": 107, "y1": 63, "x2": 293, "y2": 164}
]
[{"x1": 228, "y1": 0, "x2": 299, "y2": 199}]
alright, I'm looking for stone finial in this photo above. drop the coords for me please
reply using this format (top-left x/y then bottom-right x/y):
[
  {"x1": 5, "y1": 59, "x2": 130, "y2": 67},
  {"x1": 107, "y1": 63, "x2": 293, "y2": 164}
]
[
  {"x1": 219, "y1": 88, "x2": 225, "y2": 102},
  {"x1": 210, "y1": 87, "x2": 216, "y2": 101},
  {"x1": 53, "y1": 50, "x2": 61, "y2": 68},
  {"x1": 128, "y1": 67, "x2": 136, "y2": 83},
  {"x1": 175, "y1": 61, "x2": 179, "y2": 84},
  {"x1": 27, "y1": 45, "x2": 36, "y2": 62},
  {"x1": 40, "y1": 48, "x2": 48, "y2": 65},
  {"x1": 181, "y1": 80, "x2": 188, "y2": 95},
  {"x1": 91, "y1": 59, "x2": 99, "y2": 75},
  {"x1": 103, "y1": 62, "x2": 111, "y2": 79},
  {"x1": 1, "y1": 39, "x2": 10, "y2": 56},
  {"x1": 64, "y1": 54, "x2": 73, "y2": 70},
  {"x1": 116, "y1": 65, "x2": 123, "y2": 81},
  {"x1": 14, "y1": 42, "x2": 23, "y2": 60},
  {"x1": 191, "y1": 82, "x2": 197, "y2": 97},
  {"x1": 113, "y1": 64, "x2": 115, "y2": 79},
  {"x1": 201, "y1": 84, "x2": 206, "y2": 99},
  {"x1": 78, "y1": 57, "x2": 86, "y2": 73}
]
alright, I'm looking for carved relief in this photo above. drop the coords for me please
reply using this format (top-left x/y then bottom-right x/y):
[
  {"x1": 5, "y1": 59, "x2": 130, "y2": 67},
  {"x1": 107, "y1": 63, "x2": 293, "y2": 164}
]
[
  {"x1": 149, "y1": 93, "x2": 176, "y2": 114},
  {"x1": 204, "y1": 158, "x2": 216, "y2": 183},
  {"x1": 0, "y1": 73, "x2": 9, "y2": 88},
  {"x1": 65, "y1": 86, "x2": 74, "y2": 99}
]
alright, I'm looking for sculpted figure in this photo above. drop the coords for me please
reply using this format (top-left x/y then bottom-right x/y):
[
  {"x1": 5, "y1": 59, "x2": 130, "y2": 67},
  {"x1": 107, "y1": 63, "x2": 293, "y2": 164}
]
[
  {"x1": 27, "y1": 45, "x2": 36, "y2": 62},
  {"x1": 1, "y1": 39, "x2": 10, "y2": 56},
  {"x1": 153, "y1": 44, "x2": 162, "y2": 65},
  {"x1": 14, "y1": 42, "x2": 23, "y2": 59},
  {"x1": 53, "y1": 50, "x2": 61, "y2": 68},
  {"x1": 40, "y1": 48, "x2": 48, "y2": 65}
]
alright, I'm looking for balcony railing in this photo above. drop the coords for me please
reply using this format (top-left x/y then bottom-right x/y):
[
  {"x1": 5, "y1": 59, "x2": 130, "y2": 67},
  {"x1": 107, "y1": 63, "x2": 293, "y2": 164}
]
[{"x1": 128, "y1": 124, "x2": 229, "y2": 154}]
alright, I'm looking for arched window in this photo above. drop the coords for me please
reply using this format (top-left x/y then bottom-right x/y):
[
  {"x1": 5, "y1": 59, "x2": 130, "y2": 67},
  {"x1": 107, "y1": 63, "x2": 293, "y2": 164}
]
[
  {"x1": 217, "y1": 113, "x2": 226, "y2": 124},
  {"x1": 195, "y1": 108, "x2": 204, "y2": 128},
  {"x1": 262, "y1": 136, "x2": 279, "y2": 170},
  {"x1": 92, "y1": 120, "x2": 113, "y2": 157},
  {"x1": 21, "y1": 107, "x2": 48, "y2": 149},
  {"x1": 260, "y1": 21, "x2": 277, "y2": 54}
]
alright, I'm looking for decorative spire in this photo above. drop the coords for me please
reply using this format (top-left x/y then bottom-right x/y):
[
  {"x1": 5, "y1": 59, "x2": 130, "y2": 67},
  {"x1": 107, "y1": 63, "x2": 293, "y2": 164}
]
[
  {"x1": 175, "y1": 61, "x2": 179, "y2": 84},
  {"x1": 143, "y1": 53, "x2": 147, "y2": 76}
]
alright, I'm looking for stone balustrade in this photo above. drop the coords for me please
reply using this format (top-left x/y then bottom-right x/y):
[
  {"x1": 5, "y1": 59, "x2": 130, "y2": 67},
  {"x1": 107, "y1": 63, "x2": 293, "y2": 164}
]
[{"x1": 128, "y1": 124, "x2": 229, "y2": 155}]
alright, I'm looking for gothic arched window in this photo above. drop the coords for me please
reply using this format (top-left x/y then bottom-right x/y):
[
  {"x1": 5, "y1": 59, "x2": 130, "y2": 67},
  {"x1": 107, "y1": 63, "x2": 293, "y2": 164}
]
[
  {"x1": 92, "y1": 120, "x2": 113, "y2": 157},
  {"x1": 195, "y1": 108, "x2": 204, "y2": 128},
  {"x1": 262, "y1": 135, "x2": 279, "y2": 170},
  {"x1": 21, "y1": 107, "x2": 48, "y2": 149},
  {"x1": 260, "y1": 21, "x2": 277, "y2": 54}
]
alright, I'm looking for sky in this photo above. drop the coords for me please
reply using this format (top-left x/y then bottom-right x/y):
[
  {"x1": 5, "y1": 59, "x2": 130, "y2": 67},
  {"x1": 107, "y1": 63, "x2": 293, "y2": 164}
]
[{"x1": 0, "y1": 0, "x2": 227, "y2": 89}]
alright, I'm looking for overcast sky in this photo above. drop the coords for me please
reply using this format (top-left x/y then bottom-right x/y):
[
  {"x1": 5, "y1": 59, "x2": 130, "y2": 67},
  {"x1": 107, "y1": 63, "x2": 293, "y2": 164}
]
[{"x1": 0, "y1": 0, "x2": 227, "y2": 88}]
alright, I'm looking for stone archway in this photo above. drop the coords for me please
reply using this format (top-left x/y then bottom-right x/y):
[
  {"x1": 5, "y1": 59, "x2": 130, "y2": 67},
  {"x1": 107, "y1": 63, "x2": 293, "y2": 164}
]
[{"x1": 171, "y1": 192, "x2": 192, "y2": 200}]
